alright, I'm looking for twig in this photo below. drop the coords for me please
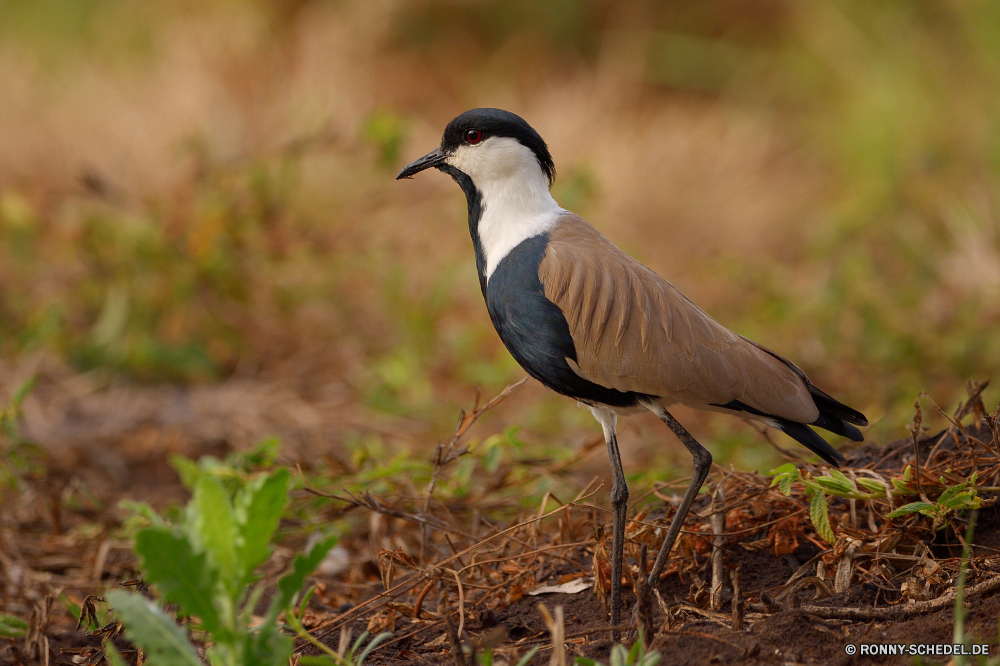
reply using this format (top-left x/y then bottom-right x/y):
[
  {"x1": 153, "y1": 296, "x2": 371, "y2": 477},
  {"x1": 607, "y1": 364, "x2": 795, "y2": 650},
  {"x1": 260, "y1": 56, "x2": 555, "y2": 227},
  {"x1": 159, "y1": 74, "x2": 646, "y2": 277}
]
[
  {"x1": 328, "y1": 491, "x2": 471, "y2": 538},
  {"x1": 413, "y1": 579, "x2": 435, "y2": 620},
  {"x1": 730, "y1": 564, "x2": 743, "y2": 631},
  {"x1": 746, "y1": 574, "x2": 1000, "y2": 620},
  {"x1": 304, "y1": 485, "x2": 600, "y2": 646},
  {"x1": 910, "y1": 397, "x2": 928, "y2": 502},
  {"x1": 632, "y1": 545, "x2": 655, "y2": 640},
  {"x1": 537, "y1": 603, "x2": 566, "y2": 666},
  {"x1": 422, "y1": 378, "x2": 528, "y2": 563},
  {"x1": 709, "y1": 482, "x2": 726, "y2": 611},
  {"x1": 452, "y1": 570, "x2": 465, "y2": 641},
  {"x1": 457, "y1": 541, "x2": 593, "y2": 576},
  {"x1": 445, "y1": 614, "x2": 467, "y2": 666}
]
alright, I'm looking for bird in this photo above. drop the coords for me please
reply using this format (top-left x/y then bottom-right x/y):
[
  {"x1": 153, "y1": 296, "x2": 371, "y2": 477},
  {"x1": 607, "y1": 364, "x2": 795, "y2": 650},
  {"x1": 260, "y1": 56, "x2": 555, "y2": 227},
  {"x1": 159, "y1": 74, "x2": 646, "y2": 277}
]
[{"x1": 396, "y1": 108, "x2": 868, "y2": 639}]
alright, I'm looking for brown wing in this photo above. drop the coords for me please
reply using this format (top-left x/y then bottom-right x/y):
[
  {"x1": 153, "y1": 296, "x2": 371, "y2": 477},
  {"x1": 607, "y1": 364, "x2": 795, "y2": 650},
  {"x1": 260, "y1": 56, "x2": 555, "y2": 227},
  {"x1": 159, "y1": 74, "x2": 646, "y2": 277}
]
[{"x1": 538, "y1": 214, "x2": 819, "y2": 424}]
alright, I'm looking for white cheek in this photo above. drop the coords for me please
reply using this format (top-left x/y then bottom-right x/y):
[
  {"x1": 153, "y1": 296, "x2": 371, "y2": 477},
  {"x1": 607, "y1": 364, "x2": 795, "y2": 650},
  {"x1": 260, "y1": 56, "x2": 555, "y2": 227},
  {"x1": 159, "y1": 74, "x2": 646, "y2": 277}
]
[
  {"x1": 446, "y1": 138, "x2": 533, "y2": 183},
  {"x1": 445, "y1": 143, "x2": 476, "y2": 174},
  {"x1": 444, "y1": 137, "x2": 562, "y2": 281}
]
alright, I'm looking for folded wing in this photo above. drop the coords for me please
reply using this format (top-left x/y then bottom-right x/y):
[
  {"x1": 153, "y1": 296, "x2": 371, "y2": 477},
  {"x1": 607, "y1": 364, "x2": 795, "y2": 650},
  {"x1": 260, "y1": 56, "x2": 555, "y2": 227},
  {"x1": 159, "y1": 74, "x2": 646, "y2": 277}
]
[{"x1": 538, "y1": 213, "x2": 821, "y2": 425}]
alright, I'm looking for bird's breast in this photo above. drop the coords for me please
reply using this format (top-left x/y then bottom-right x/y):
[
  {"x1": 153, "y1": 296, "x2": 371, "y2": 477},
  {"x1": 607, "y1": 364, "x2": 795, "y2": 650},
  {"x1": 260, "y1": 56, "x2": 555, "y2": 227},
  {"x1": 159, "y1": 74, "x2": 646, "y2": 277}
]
[{"x1": 483, "y1": 233, "x2": 643, "y2": 409}]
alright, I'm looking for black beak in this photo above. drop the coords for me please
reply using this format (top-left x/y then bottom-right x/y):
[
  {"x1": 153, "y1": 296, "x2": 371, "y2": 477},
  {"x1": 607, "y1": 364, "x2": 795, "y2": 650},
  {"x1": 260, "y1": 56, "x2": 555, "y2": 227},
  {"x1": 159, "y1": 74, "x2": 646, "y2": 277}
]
[{"x1": 396, "y1": 147, "x2": 448, "y2": 180}]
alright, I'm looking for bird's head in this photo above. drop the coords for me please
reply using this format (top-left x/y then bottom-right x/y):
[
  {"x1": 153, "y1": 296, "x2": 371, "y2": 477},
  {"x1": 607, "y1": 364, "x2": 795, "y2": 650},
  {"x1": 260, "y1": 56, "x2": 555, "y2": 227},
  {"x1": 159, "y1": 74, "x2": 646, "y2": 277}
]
[{"x1": 396, "y1": 108, "x2": 555, "y2": 193}]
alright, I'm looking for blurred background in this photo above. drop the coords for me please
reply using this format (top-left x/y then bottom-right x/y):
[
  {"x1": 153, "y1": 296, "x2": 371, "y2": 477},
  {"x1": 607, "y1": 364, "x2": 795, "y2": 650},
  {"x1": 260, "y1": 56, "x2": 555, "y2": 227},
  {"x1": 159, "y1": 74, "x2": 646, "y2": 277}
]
[{"x1": 1, "y1": 0, "x2": 999, "y2": 485}]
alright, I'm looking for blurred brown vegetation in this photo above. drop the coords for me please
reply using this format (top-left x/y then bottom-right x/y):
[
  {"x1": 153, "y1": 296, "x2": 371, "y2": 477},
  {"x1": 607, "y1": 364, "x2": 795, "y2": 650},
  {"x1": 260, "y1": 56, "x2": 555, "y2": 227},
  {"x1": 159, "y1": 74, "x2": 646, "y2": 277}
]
[{"x1": 0, "y1": 0, "x2": 999, "y2": 474}]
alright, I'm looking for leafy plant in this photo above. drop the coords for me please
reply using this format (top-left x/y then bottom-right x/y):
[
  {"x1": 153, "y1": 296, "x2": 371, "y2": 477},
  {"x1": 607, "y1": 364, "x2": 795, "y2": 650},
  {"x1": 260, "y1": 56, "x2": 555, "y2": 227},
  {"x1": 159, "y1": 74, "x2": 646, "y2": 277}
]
[
  {"x1": 169, "y1": 436, "x2": 281, "y2": 493},
  {"x1": 574, "y1": 633, "x2": 661, "y2": 666},
  {"x1": 886, "y1": 472, "x2": 983, "y2": 526},
  {"x1": 769, "y1": 463, "x2": 882, "y2": 544},
  {"x1": 110, "y1": 461, "x2": 342, "y2": 666},
  {"x1": 291, "y1": 629, "x2": 391, "y2": 666},
  {"x1": 770, "y1": 463, "x2": 984, "y2": 542},
  {"x1": 770, "y1": 463, "x2": 888, "y2": 502}
]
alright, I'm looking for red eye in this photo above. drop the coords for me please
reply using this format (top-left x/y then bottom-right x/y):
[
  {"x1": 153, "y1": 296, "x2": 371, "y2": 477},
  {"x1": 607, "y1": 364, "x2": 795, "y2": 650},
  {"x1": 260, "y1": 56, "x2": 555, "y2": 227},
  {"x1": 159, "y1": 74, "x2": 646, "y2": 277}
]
[{"x1": 465, "y1": 129, "x2": 484, "y2": 145}]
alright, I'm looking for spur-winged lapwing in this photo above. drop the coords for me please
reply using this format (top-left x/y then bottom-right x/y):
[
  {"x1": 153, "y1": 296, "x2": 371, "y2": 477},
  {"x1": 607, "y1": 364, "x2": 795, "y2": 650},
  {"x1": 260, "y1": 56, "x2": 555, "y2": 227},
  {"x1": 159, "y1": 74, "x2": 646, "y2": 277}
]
[{"x1": 397, "y1": 108, "x2": 868, "y2": 638}]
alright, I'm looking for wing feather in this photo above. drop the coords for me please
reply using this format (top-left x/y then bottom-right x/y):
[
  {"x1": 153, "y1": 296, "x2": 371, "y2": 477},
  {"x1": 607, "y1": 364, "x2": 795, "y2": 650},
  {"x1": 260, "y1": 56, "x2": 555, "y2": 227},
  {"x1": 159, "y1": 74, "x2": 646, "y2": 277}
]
[{"x1": 538, "y1": 214, "x2": 819, "y2": 424}]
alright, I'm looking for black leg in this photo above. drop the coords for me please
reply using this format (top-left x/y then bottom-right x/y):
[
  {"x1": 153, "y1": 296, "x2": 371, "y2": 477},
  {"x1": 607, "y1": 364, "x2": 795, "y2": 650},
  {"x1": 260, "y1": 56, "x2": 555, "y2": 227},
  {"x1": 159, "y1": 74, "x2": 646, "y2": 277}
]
[
  {"x1": 590, "y1": 407, "x2": 628, "y2": 641},
  {"x1": 645, "y1": 404, "x2": 712, "y2": 586}
]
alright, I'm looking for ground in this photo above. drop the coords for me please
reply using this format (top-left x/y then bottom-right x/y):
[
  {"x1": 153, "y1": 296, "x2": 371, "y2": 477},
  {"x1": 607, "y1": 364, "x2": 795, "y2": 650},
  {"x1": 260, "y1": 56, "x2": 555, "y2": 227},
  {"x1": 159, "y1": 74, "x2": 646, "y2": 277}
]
[{"x1": 1, "y1": 371, "x2": 998, "y2": 666}]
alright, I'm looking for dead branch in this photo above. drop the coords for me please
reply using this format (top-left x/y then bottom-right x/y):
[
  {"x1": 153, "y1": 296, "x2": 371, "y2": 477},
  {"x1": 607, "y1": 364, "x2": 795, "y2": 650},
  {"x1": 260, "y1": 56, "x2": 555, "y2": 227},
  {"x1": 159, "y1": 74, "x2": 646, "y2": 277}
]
[{"x1": 747, "y1": 573, "x2": 1000, "y2": 621}]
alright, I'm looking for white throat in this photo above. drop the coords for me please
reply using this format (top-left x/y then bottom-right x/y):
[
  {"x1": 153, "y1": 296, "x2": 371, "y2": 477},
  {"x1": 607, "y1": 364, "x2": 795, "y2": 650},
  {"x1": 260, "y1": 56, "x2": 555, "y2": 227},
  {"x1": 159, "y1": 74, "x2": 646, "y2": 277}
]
[{"x1": 446, "y1": 137, "x2": 562, "y2": 281}]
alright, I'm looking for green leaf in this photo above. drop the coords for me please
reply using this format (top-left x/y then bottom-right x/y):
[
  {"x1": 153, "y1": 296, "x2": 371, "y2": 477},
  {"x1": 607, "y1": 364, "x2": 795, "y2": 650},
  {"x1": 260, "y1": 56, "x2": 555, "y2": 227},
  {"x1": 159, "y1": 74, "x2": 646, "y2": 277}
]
[
  {"x1": 134, "y1": 528, "x2": 221, "y2": 633},
  {"x1": 856, "y1": 478, "x2": 886, "y2": 495},
  {"x1": 938, "y1": 481, "x2": 970, "y2": 506},
  {"x1": 778, "y1": 475, "x2": 793, "y2": 496},
  {"x1": 891, "y1": 477, "x2": 912, "y2": 492},
  {"x1": 232, "y1": 437, "x2": 281, "y2": 471},
  {"x1": 269, "y1": 535, "x2": 338, "y2": 623},
  {"x1": 58, "y1": 594, "x2": 82, "y2": 624},
  {"x1": 243, "y1": 626, "x2": 293, "y2": 666},
  {"x1": 10, "y1": 375, "x2": 38, "y2": 408},
  {"x1": 353, "y1": 632, "x2": 393, "y2": 664},
  {"x1": 118, "y1": 500, "x2": 167, "y2": 528},
  {"x1": 809, "y1": 492, "x2": 836, "y2": 544},
  {"x1": 235, "y1": 469, "x2": 289, "y2": 582},
  {"x1": 769, "y1": 463, "x2": 798, "y2": 496},
  {"x1": 170, "y1": 456, "x2": 201, "y2": 491},
  {"x1": 104, "y1": 643, "x2": 129, "y2": 666},
  {"x1": 0, "y1": 614, "x2": 27, "y2": 638},
  {"x1": 768, "y1": 463, "x2": 798, "y2": 478},
  {"x1": 941, "y1": 492, "x2": 980, "y2": 511},
  {"x1": 514, "y1": 647, "x2": 540, "y2": 666},
  {"x1": 628, "y1": 637, "x2": 642, "y2": 662},
  {"x1": 813, "y1": 476, "x2": 855, "y2": 495},
  {"x1": 107, "y1": 591, "x2": 202, "y2": 666},
  {"x1": 191, "y1": 474, "x2": 239, "y2": 585},
  {"x1": 829, "y1": 469, "x2": 852, "y2": 486},
  {"x1": 886, "y1": 501, "x2": 935, "y2": 518}
]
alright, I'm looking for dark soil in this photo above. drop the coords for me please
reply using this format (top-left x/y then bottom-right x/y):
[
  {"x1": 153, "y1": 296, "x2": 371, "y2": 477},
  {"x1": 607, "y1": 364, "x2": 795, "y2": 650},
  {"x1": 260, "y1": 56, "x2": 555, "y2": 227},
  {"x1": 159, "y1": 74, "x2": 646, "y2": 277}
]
[{"x1": 2, "y1": 375, "x2": 1000, "y2": 666}]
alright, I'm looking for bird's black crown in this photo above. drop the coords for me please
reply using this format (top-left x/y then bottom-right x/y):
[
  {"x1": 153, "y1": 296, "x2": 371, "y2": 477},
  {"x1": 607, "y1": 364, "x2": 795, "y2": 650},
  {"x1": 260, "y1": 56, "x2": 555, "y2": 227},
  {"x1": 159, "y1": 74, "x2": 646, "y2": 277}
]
[{"x1": 441, "y1": 108, "x2": 556, "y2": 185}]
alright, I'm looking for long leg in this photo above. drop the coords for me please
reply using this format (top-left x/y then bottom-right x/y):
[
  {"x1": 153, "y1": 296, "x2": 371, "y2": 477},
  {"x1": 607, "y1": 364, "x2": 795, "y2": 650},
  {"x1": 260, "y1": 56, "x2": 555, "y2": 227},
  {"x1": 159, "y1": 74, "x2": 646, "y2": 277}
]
[
  {"x1": 644, "y1": 401, "x2": 713, "y2": 586},
  {"x1": 589, "y1": 406, "x2": 627, "y2": 641}
]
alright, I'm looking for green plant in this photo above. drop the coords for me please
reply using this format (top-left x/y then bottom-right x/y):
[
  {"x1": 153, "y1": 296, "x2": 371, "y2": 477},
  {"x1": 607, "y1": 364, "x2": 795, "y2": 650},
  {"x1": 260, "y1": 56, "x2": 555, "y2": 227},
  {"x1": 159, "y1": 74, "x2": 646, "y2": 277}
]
[
  {"x1": 474, "y1": 646, "x2": 538, "y2": 666},
  {"x1": 0, "y1": 614, "x2": 27, "y2": 639},
  {"x1": 770, "y1": 463, "x2": 985, "y2": 542},
  {"x1": 110, "y1": 462, "x2": 340, "y2": 666},
  {"x1": 574, "y1": 633, "x2": 661, "y2": 666},
  {"x1": 169, "y1": 436, "x2": 281, "y2": 493},
  {"x1": 769, "y1": 463, "x2": 886, "y2": 543},
  {"x1": 950, "y1": 511, "x2": 977, "y2": 666},
  {"x1": 886, "y1": 472, "x2": 983, "y2": 527},
  {"x1": 289, "y1": 628, "x2": 391, "y2": 666},
  {"x1": 0, "y1": 375, "x2": 44, "y2": 489}
]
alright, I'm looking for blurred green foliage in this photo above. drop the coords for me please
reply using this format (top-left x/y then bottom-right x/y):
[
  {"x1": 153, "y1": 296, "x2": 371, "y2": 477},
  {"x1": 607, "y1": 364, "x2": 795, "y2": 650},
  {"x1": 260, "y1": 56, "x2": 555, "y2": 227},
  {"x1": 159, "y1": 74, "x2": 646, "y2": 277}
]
[{"x1": 0, "y1": 0, "x2": 998, "y2": 452}]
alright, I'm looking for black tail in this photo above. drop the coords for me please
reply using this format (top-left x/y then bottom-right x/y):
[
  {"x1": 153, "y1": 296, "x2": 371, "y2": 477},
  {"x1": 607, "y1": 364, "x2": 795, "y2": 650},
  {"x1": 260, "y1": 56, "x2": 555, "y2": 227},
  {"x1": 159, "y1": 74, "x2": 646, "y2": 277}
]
[
  {"x1": 776, "y1": 384, "x2": 867, "y2": 467},
  {"x1": 773, "y1": 418, "x2": 847, "y2": 467},
  {"x1": 713, "y1": 383, "x2": 868, "y2": 468},
  {"x1": 808, "y1": 383, "x2": 868, "y2": 428}
]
